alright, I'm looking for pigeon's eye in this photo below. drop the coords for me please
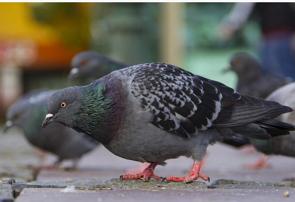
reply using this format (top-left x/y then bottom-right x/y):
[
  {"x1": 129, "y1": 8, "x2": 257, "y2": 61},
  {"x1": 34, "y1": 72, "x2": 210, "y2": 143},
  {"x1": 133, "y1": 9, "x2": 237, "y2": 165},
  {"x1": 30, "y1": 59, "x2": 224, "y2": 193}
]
[
  {"x1": 60, "y1": 102, "x2": 67, "y2": 108},
  {"x1": 80, "y1": 60, "x2": 89, "y2": 66}
]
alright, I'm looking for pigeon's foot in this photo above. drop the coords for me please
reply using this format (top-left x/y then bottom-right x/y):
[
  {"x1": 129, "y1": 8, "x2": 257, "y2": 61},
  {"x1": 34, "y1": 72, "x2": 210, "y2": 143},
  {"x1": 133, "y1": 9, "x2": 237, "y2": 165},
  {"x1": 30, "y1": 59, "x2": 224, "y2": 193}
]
[
  {"x1": 244, "y1": 154, "x2": 271, "y2": 170},
  {"x1": 166, "y1": 160, "x2": 210, "y2": 183},
  {"x1": 28, "y1": 164, "x2": 59, "y2": 171},
  {"x1": 120, "y1": 163, "x2": 162, "y2": 181}
]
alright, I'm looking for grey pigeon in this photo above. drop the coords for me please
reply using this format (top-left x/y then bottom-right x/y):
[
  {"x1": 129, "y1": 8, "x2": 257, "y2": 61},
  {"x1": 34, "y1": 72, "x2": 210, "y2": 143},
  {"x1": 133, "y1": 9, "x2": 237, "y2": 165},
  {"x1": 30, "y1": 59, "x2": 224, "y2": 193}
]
[
  {"x1": 4, "y1": 90, "x2": 97, "y2": 167},
  {"x1": 225, "y1": 52, "x2": 291, "y2": 99},
  {"x1": 42, "y1": 63, "x2": 294, "y2": 182},
  {"x1": 69, "y1": 51, "x2": 127, "y2": 83},
  {"x1": 246, "y1": 82, "x2": 295, "y2": 168}
]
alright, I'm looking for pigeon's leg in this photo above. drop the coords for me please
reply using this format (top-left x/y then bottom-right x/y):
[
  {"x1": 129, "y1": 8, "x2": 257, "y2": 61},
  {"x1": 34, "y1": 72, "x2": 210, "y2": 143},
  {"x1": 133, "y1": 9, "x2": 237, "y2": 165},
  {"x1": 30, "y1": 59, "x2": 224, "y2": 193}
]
[
  {"x1": 29, "y1": 158, "x2": 62, "y2": 171},
  {"x1": 166, "y1": 160, "x2": 210, "y2": 183},
  {"x1": 240, "y1": 145, "x2": 257, "y2": 154},
  {"x1": 53, "y1": 158, "x2": 63, "y2": 167},
  {"x1": 120, "y1": 163, "x2": 162, "y2": 181},
  {"x1": 124, "y1": 163, "x2": 151, "y2": 175},
  {"x1": 64, "y1": 158, "x2": 80, "y2": 171},
  {"x1": 244, "y1": 154, "x2": 271, "y2": 170},
  {"x1": 71, "y1": 158, "x2": 80, "y2": 169}
]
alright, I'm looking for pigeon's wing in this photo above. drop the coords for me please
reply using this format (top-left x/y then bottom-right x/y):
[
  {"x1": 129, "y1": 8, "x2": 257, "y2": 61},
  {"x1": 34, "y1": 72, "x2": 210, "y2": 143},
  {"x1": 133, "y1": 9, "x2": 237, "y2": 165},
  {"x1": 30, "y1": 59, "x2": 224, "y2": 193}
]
[
  {"x1": 129, "y1": 63, "x2": 292, "y2": 139},
  {"x1": 130, "y1": 63, "x2": 224, "y2": 138}
]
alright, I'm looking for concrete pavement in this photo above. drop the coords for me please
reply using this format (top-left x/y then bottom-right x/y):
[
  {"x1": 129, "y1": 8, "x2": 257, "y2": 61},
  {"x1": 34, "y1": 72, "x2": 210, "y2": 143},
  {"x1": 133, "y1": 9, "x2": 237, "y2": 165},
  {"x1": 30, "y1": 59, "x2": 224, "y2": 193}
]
[{"x1": 1, "y1": 128, "x2": 295, "y2": 202}]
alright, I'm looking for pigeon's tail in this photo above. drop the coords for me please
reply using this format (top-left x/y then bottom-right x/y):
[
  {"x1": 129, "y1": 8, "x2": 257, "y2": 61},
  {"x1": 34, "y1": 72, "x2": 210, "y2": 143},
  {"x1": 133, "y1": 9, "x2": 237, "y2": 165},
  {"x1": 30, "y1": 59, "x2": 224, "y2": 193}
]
[
  {"x1": 230, "y1": 119, "x2": 295, "y2": 140},
  {"x1": 221, "y1": 134, "x2": 251, "y2": 148},
  {"x1": 215, "y1": 95, "x2": 295, "y2": 140},
  {"x1": 215, "y1": 95, "x2": 293, "y2": 127},
  {"x1": 256, "y1": 119, "x2": 295, "y2": 137}
]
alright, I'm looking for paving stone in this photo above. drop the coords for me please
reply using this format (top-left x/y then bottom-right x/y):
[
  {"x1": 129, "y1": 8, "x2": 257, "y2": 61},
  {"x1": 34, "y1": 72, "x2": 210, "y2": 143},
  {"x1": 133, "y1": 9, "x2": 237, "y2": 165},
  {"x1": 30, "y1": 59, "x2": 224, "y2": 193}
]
[
  {"x1": 0, "y1": 129, "x2": 39, "y2": 181},
  {"x1": 15, "y1": 187, "x2": 295, "y2": 202},
  {"x1": 0, "y1": 183, "x2": 14, "y2": 202}
]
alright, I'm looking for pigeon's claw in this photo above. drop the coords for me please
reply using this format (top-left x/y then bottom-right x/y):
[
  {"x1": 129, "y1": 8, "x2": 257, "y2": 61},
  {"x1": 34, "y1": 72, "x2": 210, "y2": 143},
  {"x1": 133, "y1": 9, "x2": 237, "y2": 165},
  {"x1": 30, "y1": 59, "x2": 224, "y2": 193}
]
[
  {"x1": 244, "y1": 154, "x2": 271, "y2": 170},
  {"x1": 165, "y1": 172, "x2": 210, "y2": 183},
  {"x1": 120, "y1": 163, "x2": 162, "y2": 181},
  {"x1": 165, "y1": 160, "x2": 210, "y2": 183}
]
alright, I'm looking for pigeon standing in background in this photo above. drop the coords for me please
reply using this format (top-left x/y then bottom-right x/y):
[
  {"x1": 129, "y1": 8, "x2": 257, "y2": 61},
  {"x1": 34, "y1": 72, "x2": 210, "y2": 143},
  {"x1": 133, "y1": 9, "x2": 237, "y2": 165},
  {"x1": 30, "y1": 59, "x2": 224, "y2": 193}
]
[
  {"x1": 246, "y1": 82, "x2": 295, "y2": 169},
  {"x1": 225, "y1": 52, "x2": 291, "y2": 99},
  {"x1": 42, "y1": 63, "x2": 294, "y2": 183},
  {"x1": 220, "y1": 52, "x2": 291, "y2": 150},
  {"x1": 4, "y1": 90, "x2": 98, "y2": 168},
  {"x1": 69, "y1": 51, "x2": 127, "y2": 83}
]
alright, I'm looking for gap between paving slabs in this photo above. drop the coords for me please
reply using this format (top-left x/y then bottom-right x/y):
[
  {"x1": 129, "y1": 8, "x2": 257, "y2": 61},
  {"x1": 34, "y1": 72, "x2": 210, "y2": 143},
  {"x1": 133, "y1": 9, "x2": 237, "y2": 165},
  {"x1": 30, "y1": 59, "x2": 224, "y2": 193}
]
[
  {"x1": 0, "y1": 166, "x2": 41, "y2": 201},
  {"x1": 10, "y1": 178, "x2": 295, "y2": 193},
  {"x1": 0, "y1": 132, "x2": 42, "y2": 202}
]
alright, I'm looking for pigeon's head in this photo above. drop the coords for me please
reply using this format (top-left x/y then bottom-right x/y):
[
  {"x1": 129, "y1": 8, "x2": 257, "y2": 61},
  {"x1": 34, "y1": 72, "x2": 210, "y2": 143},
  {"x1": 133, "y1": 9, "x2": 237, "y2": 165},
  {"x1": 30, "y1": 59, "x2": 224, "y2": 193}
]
[
  {"x1": 42, "y1": 87, "x2": 82, "y2": 128},
  {"x1": 69, "y1": 51, "x2": 106, "y2": 81},
  {"x1": 4, "y1": 98, "x2": 31, "y2": 132},
  {"x1": 228, "y1": 52, "x2": 261, "y2": 77}
]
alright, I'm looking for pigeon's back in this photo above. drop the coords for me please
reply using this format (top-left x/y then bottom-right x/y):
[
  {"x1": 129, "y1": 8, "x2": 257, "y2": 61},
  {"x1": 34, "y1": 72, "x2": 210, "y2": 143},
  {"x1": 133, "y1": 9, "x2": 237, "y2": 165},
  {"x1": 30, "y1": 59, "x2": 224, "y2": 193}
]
[
  {"x1": 258, "y1": 72, "x2": 290, "y2": 98},
  {"x1": 267, "y1": 82, "x2": 295, "y2": 124},
  {"x1": 237, "y1": 71, "x2": 289, "y2": 99}
]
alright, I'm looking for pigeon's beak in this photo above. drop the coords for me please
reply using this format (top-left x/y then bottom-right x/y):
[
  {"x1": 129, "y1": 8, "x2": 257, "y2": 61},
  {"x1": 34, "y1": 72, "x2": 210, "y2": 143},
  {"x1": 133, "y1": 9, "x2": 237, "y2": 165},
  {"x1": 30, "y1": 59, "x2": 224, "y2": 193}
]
[
  {"x1": 221, "y1": 66, "x2": 232, "y2": 74},
  {"x1": 68, "y1": 68, "x2": 79, "y2": 80},
  {"x1": 3, "y1": 120, "x2": 14, "y2": 133},
  {"x1": 42, "y1": 114, "x2": 54, "y2": 128}
]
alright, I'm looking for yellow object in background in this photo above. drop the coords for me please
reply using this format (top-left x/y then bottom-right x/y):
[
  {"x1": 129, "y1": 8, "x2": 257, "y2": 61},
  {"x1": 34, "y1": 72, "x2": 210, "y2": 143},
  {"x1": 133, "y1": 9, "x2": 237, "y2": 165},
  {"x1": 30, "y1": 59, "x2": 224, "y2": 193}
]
[
  {"x1": 0, "y1": 3, "x2": 91, "y2": 68},
  {"x1": 0, "y1": 3, "x2": 58, "y2": 44}
]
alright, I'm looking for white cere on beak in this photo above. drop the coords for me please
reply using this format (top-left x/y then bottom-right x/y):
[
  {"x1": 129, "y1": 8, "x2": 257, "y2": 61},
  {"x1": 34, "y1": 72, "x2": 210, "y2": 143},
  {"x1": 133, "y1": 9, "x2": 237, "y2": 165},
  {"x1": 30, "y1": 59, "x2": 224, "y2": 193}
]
[
  {"x1": 45, "y1": 114, "x2": 54, "y2": 119},
  {"x1": 70, "y1": 68, "x2": 79, "y2": 75},
  {"x1": 5, "y1": 120, "x2": 13, "y2": 127}
]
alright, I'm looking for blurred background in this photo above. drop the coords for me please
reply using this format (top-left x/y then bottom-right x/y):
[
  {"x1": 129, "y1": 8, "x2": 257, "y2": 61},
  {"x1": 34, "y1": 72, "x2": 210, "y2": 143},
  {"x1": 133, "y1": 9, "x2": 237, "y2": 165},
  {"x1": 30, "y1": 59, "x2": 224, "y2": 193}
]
[{"x1": 0, "y1": 2, "x2": 294, "y2": 120}]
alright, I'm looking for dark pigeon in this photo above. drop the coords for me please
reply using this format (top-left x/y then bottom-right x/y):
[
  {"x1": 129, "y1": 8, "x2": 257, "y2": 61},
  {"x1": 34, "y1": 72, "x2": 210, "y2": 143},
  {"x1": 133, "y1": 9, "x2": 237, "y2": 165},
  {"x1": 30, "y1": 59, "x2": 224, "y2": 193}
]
[
  {"x1": 220, "y1": 52, "x2": 291, "y2": 149},
  {"x1": 225, "y1": 52, "x2": 291, "y2": 99},
  {"x1": 42, "y1": 63, "x2": 294, "y2": 182},
  {"x1": 69, "y1": 51, "x2": 127, "y2": 83},
  {"x1": 246, "y1": 82, "x2": 295, "y2": 169},
  {"x1": 4, "y1": 90, "x2": 97, "y2": 167}
]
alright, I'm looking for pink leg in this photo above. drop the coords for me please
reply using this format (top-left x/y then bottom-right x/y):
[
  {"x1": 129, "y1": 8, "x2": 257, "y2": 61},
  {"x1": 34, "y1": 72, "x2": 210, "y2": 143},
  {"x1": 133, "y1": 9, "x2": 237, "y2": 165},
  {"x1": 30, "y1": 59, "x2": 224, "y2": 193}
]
[
  {"x1": 239, "y1": 145, "x2": 257, "y2": 154},
  {"x1": 124, "y1": 163, "x2": 151, "y2": 175},
  {"x1": 120, "y1": 163, "x2": 162, "y2": 181},
  {"x1": 244, "y1": 154, "x2": 271, "y2": 170},
  {"x1": 166, "y1": 160, "x2": 210, "y2": 183}
]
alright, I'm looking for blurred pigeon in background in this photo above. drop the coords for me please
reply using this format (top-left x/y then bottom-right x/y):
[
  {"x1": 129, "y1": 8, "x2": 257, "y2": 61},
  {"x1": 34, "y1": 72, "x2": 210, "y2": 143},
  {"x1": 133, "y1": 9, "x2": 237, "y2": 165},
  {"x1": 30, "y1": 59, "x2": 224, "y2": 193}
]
[
  {"x1": 69, "y1": 51, "x2": 127, "y2": 84},
  {"x1": 246, "y1": 82, "x2": 295, "y2": 169},
  {"x1": 42, "y1": 63, "x2": 294, "y2": 183},
  {"x1": 224, "y1": 52, "x2": 291, "y2": 98},
  {"x1": 4, "y1": 90, "x2": 98, "y2": 168}
]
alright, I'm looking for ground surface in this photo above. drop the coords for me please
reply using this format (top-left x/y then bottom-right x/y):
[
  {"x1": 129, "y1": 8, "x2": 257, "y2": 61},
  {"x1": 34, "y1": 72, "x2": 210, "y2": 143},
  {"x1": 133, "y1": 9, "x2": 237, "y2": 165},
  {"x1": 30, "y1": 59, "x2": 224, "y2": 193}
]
[{"x1": 1, "y1": 128, "x2": 295, "y2": 202}]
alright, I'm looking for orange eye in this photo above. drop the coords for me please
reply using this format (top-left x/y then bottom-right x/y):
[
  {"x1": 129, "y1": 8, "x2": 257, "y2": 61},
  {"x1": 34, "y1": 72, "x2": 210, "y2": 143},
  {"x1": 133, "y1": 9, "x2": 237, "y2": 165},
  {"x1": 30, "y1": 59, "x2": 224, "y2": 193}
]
[{"x1": 60, "y1": 102, "x2": 67, "y2": 108}]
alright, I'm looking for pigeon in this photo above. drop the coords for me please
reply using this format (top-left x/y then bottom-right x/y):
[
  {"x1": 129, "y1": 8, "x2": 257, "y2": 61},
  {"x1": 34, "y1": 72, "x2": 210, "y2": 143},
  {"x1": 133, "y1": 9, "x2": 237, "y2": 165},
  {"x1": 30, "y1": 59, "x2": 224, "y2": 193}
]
[
  {"x1": 225, "y1": 52, "x2": 291, "y2": 99},
  {"x1": 246, "y1": 82, "x2": 295, "y2": 169},
  {"x1": 4, "y1": 90, "x2": 97, "y2": 167},
  {"x1": 42, "y1": 63, "x2": 294, "y2": 182},
  {"x1": 69, "y1": 51, "x2": 127, "y2": 83}
]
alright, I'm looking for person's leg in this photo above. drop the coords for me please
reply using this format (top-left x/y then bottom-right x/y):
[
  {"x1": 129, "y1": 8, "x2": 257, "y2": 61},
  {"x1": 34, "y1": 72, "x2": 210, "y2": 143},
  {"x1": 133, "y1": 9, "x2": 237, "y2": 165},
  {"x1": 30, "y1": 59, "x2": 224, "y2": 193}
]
[{"x1": 260, "y1": 35, "x2": 295, "y2": 79}]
